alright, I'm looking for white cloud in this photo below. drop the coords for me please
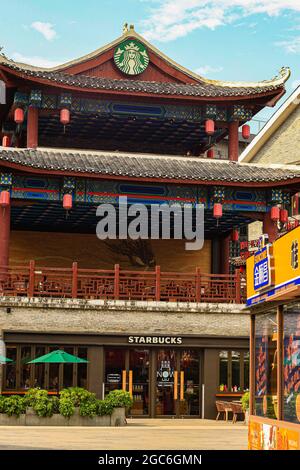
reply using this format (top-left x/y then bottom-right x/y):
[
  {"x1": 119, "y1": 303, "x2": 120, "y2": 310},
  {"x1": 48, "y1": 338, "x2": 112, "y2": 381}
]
[
  {"x1": 31, "y1": 21, "x2": 57, "y2": 41},
  {"x1": 141, "y1": 1, "x2": 300, "y2": 42},
  {"x1": 11, "y1": 52, "x2": 62, "y2": 68},
  {"x1": 195, "y1": 65, "x2": 223, "y2": 75},
  {"x1": 276, "y1": 36, "x2": 300, "y2": 53}
]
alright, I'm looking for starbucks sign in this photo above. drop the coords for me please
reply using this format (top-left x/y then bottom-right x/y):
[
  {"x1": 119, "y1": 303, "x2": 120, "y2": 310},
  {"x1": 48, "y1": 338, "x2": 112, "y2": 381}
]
[{"x1": 114, "y1": 39, "x2": 149, "y2": 76}]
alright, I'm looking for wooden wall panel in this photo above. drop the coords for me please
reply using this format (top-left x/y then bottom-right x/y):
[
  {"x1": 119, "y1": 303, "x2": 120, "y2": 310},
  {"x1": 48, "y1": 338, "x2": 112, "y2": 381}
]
[{"x1": 9, "y1": 231, "x2": 211, "y2": 273}]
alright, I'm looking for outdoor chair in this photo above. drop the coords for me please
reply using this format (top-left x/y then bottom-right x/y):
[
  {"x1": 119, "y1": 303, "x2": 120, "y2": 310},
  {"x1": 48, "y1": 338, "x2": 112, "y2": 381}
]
[
  {"x1": 231, "y1": 402, "x2": 245, "y2": 423},
  {"x1": 215, "y1": 401, "x2": 226, "y2": 420}
]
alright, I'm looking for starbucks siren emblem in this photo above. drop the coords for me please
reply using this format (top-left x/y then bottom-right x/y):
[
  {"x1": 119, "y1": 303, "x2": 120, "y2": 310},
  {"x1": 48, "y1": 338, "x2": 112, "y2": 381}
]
[{"x1": 114, "y1": 39, "x2": 149, "y2": 75}]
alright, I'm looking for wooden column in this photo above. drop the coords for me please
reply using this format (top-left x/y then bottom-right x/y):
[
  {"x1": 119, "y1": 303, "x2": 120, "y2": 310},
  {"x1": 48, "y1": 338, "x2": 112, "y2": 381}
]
[
  {"x1": 27, "y1": 107, "x2": 39, "y2": 149},
  {"x1": 228, "y1": 121, "x2": 239, "y2": 162},
  {"x1": 88, "y1": 346, "x2": 104, "y2": 399},
  {"x1": 277, "y1": 305, "x2": 284, "y2": 421},
  {"x1": 0, "y1": 202, "x2": 10, "y2": 269},
  {"x1": 249, "y1": 314, "x2": 256, "y2": 416},
  {"x1": 263, "y1": 211, "x2": 278, "y2": 243},
  {"x1": 211, "y1": 237, "x2": 221, "y2": 274},
  {"x1": 221, "y1": 234, "x2": 231, "y2": 274}
]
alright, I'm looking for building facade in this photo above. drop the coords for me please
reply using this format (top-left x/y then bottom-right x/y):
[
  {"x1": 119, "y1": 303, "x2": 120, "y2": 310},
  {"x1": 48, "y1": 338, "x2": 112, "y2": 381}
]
[{"x1": 0, "y1": 25, "x2": 298, "y2": 418}]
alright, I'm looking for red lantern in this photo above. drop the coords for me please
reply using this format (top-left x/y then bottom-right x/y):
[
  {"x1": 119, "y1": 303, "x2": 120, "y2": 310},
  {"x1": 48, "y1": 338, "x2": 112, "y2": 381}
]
[
  {"x1": 0, "y1": 190, "x2": 10, "y2": 208},
  {"x1": 231, "y1": 229, "x2": 239, "y2": 242},
  {"x1": 213, "y1": 203, "x2": 222, "y2": 219},
  {"x1": 280, "y1": 208, "x2": 288, "y2": 224},
  {"x1": 63, "y1": 194, "x2": 72, "y2": 210},
  {"x1": 207, "y1": 149, "x2": 214, "y2": 159},
  {"x1": 205, "y1": 119, "x2": 215, "y2": 136},
  {"x1": 14, "y1": 108, "x2": 24, "y2": 124},
  {"x1": 242, "y1": 124, "x2": 250, "y2": 140},
  {"x1": 270, "y1": 206, "x2": 280, "y2": 222},
  {"x1": 2, "y1": 135, "x2": 10, "y2": 147},
  {"x1": 60, "y1": 109, "x2": 70, "y2": 126}
]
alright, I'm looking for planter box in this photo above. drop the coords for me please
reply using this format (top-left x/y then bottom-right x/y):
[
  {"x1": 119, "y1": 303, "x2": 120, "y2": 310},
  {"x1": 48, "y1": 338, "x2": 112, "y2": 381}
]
[{"x1": 0, "y1": 407, "x2": 126, "y2": 426}]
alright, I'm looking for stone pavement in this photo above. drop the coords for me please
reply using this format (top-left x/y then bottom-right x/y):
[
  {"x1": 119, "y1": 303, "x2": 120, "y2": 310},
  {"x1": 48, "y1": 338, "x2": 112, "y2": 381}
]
[{"x1": 0, "y1": 419, "x2": 247, "y2": 450}]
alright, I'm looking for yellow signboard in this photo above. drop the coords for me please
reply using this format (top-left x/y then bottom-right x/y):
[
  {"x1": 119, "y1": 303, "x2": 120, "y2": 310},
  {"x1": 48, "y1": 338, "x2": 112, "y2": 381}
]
[{"x1": 247, "y1": 226, "x2": 300, "y2": 306}]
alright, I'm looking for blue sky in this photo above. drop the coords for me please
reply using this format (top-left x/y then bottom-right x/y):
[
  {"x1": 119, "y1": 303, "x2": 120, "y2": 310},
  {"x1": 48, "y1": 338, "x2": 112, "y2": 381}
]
[{"x1": 1, "y1": 0, "x2": 300, "y2": 130}]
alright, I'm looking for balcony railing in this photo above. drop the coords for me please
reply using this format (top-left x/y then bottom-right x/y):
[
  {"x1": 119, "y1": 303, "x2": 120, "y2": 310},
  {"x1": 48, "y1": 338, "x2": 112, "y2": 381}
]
[{"x1": 0, "y1": 262, "x2": 246, "y2": 304}]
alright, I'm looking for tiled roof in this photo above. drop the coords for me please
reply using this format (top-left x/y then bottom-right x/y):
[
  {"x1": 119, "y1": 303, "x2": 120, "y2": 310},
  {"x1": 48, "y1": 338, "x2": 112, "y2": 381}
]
[
  {"x1": 0, "y1": 59, "x2": 289, "y2": 98},
  {"x1": 1, "y1": 148, "x2": 300, "y2": 184}
]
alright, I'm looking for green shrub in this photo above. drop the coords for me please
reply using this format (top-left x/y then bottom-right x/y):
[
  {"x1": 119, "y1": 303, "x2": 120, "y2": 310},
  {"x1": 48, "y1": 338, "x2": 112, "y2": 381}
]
[
  {"x1": 0, "y1": 396, "x2": 5, "y2": 413},
  {"x1": 3, "y1": 395, "x2": 26, "y2": 417},
  {"x1": 59, "y1": 387, "x2": 96, "y2": 406},
  {"x1": 33, "y1": 397, "x2": 54, "y2": 417},
  {"x1": 241, "y1": 391, "x2": 250, "y2": 412},
  {"x1": 24, "y1": 388, "x2": 48, "y2": 407},
  {"x1": 59, "y1": 397, "x2": 75, "y2": 418},
  {"x1": 97, "y1": 399, "x2": 114, "y2": 416},
  {"x1": 51, "y1": 396, "x2": 60, "y2": 414},
  {"x1": 105, "y1": 390, "x2": 133, "y2": 409},
  {"x1": 79, "y1": 399, "x2": 98, "y2": 418}
]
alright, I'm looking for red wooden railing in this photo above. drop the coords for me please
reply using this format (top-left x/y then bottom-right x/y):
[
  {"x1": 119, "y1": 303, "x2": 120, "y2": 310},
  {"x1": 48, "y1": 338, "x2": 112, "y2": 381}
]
[{"x1": 0, "y1": 262, "x2": 246, "y2": 303}]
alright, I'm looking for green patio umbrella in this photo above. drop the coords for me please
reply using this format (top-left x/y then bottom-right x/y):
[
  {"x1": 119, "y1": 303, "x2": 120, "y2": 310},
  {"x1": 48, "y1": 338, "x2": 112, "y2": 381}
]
[
  {"x1": 0, "y1": 355, "x2": 13, "y2": 364},
  {"x1": 28, "y1": 349, "x2": 89, "y2": 364}
]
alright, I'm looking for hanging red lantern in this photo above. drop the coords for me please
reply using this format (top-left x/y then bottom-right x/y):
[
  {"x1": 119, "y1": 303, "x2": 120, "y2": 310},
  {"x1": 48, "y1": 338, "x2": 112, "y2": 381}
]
[
  {"x1": 2, "y1": 135, "x2": 10, "y2": 147},
  {"x1": 63, "y1": 194, "x2": 72, "y2": 211},
  {"x1": 205, "y1": 119, "x2": 215, "y2": 136},
  {"x1": 213, "y1": 203, "x2": 222, "y2": 219},
  {"x1": 231, "y1": 229, "x2": 239, "y2": 242},
  {"x1": 207, "y1": 149, "x2": 214, "y2": 159},
  {"x1": 0, "y1": 190, "x2": 10, "y2": 208},
  {"x1": 14, "y1": 108, "x2": 24, "y2": 124},
  {"x1": 60, "y1": 109, "x2": 70, "y2": 126},
  {"x1": 270, "y1": 206, "x2": 280, "y2": 222},
  {"x1": 280, "y1": 208, "x2": 288, "y2": 224},
  {"x1": 242, "y1": 124, "x2": 250, "y2": 140}
]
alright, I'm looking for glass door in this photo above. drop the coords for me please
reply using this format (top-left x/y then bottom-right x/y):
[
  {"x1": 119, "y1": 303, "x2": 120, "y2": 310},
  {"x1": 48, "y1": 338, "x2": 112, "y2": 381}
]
[
  {"x1": 104, "y1": 348, "x2": 127, "y2": 395},
  {"x1": 104, "y1": 348, "x2": 150, "y2": 416},
  {"x1": 178, "y1": 349, "x2": 200, "y2": 416},
  {"x1": 155, "y1": 349, "x2": 177, "y2": 416},
  {"x1": 129, "y1": 349, "x2": 150, "y2": 416}
]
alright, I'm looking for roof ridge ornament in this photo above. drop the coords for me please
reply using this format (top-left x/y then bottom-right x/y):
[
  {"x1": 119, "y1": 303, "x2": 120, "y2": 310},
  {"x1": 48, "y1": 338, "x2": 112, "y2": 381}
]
[{"x1": 123, "y1": 23, "x2": 135, "y2": 35}]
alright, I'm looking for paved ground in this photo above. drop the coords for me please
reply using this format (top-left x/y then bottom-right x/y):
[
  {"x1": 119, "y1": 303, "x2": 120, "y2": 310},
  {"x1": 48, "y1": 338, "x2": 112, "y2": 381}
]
[{"x1": 0, "y1": 419, "x2": 247, "y2": 450}]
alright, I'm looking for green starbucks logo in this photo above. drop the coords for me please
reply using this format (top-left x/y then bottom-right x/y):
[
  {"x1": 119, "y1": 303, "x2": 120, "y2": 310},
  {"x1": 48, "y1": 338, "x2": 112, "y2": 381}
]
[{"x1": 114, "y1": 39, "x2": 149, "y2": 76}]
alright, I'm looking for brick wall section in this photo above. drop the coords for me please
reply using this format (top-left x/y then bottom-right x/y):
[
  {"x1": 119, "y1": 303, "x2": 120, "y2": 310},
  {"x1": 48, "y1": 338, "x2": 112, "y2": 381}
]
[
  {"x1": 251, "y1": 105, "x2": 300, "y2": 164},
  {"x1": 0, "y1": 298, "x2": 250, "y2": 338}
]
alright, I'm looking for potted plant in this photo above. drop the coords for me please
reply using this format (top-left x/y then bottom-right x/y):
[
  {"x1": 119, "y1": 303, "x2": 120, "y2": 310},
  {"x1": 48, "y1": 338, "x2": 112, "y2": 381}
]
[{"x1": 241, "y1": 391, "x2": 250, "y2": 424}]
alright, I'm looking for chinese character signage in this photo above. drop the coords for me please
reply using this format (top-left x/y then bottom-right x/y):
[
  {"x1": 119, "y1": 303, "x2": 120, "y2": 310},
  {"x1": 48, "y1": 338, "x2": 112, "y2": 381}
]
[
  {"x1": 247, "y1": 226, "x2": 300, "y2": 306},
  {"x1": 253, "y1": 246, "x2": 272, "y2": 291}
]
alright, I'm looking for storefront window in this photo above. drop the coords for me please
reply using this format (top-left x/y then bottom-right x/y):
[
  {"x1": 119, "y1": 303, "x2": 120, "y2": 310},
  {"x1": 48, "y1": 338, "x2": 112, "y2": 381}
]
[
  {"x1": 255, "y1": 312, "x2": 278, "y2": 419},
  {"x1": 179, "y1": 349, "x2": 200, "y2": 416},
  {"x1": 77, "y1": 347, "x2": 88, "y2": 388},
  {"x1": 219, "y1": 351, "x2": 228, "y2": 391},
  {"x1": 49, "y1": 347, "x2": 61, "y2": 392},
  {"x1": 232, "y1": 351, "x2": 241, "y2": 392},
  {"x1": 5, "y1": 346, "x2": 17, "y2": 390},
  {"x1": 62, "y1": 347, "x2": 74, "y2": 388},
  {"x1": 244, "y1": 352, "x2": 250, "y2": 391},
  {"x1": 283, "y1": 304, "x2": 300, "y2": 424},
  {"x1": 34, "y1": 346, "x2": 45, "y2": 388},
  {"x1": 20, "y1": 346, "x2": 32, "y2": 389},
  {"x1": 218, "y1": 350, "x2": 248, "y2": 392},
  {"x1": 105, "y1": 348, "x2": 126, "y2": 395}
]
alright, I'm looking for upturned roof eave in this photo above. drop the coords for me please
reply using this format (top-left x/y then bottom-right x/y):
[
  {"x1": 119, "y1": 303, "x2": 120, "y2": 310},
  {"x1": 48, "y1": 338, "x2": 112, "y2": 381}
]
[
  {"x1": 1, "y1": 147, "x2": 300, "y2": 189},
  {"x1": 0, "y1": 64, "x2": 288, "y2": 102}
]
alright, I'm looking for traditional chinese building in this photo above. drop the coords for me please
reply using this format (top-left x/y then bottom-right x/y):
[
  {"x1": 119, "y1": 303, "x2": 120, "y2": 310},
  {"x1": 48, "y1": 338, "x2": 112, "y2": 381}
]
[{"x1": 0, "y1": 24, "x2": 298, "y2": 418}]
